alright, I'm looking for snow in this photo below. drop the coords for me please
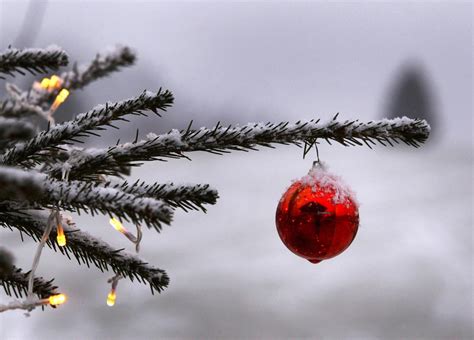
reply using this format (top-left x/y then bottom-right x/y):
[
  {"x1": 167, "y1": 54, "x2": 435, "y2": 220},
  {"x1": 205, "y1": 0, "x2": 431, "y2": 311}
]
[
  {"x1": 0, "y1": 45, "x2": 67, "y2": 57},
  {"x1": 0, "y1": 166, "x2": 46, "y2": 184},
  {"x1": 59, "y1": 45, "x2": 136, "y2": 89},
  {"x1": 298, "y1": 161, "x2": 358, "y2": 206}
]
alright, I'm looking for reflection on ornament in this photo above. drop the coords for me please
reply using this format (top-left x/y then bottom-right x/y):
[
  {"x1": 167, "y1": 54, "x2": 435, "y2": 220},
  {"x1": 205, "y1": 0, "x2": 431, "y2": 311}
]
[{"x1": 276, "y1": 163, "x2": 359, "y2": 264}]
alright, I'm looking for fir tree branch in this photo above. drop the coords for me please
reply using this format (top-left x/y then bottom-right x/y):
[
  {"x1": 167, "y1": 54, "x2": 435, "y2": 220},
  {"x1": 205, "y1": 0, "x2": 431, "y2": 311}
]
[
  {"x1": 0, "y1": 266, "x2": 58, "y2": 300},
  {"x1": 0, "y1": 166, "x2": 173, "y2": 230},
  {"x1": 43, "y1": 179, "x2": 174, "y2": 230},
  {"x1": 0, "y1": 46, "x2": 68, "y2": 78},
  {"x1": 0, "y1": 46, "x2": 136, "y2": 119},
  {"x1": 0, "y1": 298, "x2": 47, "y2": 313},
  {"x1": 0, "y1": 98, "x2": 48, "y2": 119},
  {"x1": 54, "y1": 117, "x2": 430, "y2": 178},
  {"x1": 107, "y1": 180, "x2": 219, "y2": 212},
  {"x1": 0, "y1": 209, "x2": 169, "y2": 293},
  {"x1": 0, "y1": 89, "x2": 174, "y2": 166},
  {"x1": 61, "y1": 45, "x2": 136, "y2": 90}
]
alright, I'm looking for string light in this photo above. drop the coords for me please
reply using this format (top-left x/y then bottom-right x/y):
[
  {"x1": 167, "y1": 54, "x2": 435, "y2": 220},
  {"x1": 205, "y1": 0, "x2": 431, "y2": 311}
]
[
  {"x1": 36, "y1": 75, "x2": 63, "y2": 91},
  {"x1": 40, "y1": 78, "x2": 50, "y2": 89},
  {"x1": 50, "y1": 88, "x2": 69, "y2": 111},
  {"x1": 109, "y1": 217, "x2": 127, "y2": 234},
  {"x1": 106, "y1": 274, "x2": 121, "y2": 307},
  {"x1": 109, "y1": 218, "x2": 142, "y2": 252},
  {"x1": 56, "y1": 223, "x2": 66, "y2": 247},
  {"x1": 33, "y1": 75, "x2": 71, "y2": 113},
  {"x1": 47, "y1": 294, "x2": 67, "y2": 306},
  {"x1": 105, "y1": 219, "x2": 142, "y2": 308},
  {"x1": 48, "y1": 75, "x2": 61, "y2": 90},
  {"x1": 106, "y1": 289, "x2": 116, "y2": 307}
]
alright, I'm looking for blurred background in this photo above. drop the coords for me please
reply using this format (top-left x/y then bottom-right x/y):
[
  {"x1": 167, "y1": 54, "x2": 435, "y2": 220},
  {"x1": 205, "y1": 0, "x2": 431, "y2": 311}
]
[{"x1": 0, "y1": 1, "x2": 472, "y2": 339}]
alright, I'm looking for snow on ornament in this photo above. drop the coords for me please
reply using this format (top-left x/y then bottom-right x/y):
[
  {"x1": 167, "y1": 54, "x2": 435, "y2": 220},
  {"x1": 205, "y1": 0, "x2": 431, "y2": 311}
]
[{"x1": 276, "y1": 162, "x2": 359, "y2": 264}]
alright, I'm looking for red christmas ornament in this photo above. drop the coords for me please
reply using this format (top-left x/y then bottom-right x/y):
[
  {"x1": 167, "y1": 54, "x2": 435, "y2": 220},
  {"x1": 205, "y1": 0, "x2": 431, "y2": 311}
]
[{"x1": 276, "y1": 163, "x2": 359, "y2": 264}]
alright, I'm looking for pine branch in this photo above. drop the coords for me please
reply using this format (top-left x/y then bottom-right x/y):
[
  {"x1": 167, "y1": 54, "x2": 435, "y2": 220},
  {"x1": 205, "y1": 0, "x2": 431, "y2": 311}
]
[
  {"x1": 0, "y1": 89, "x2": 174, "y2": 166},
  {"x1": 1, "y1": 266, "x2": 58, "y2": 300},
  {"x1": 107, "y1": 180, "x2": 219, "y2": 212},
  {"x1": 0, "y1": 46, "x2": 68, "y2": 78},
  {"x1": 0, "y1": 46, "x2": 136, "y2": 119},
  {"x1": 0, "y1": 167, "x2": 173, "y2": 230},
  {"x1": 43, "y1": 179, "x2": 174, "y2": 230},
  {"x1": 0, "y1": 98, "x2": 47, "y2": 119},
  {"x1": 0, "y1": 209, "x2": 169, "y2": 293},
  {"x1": 54, "y1": 117, "x2": 430, "y2": 178},
  {"x1": 61, "y1": 45, "x2": 136, "y2": 90}
]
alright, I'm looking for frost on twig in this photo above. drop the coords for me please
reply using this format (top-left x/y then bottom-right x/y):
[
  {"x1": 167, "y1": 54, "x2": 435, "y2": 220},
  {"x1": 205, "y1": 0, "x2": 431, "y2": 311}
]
[
  {"x1": 0, "y1": 45, "x2": 68, "y2": 78},
  {"x1": 0, "y1": 297, "x2": 47, "y2": 313},
  {"x1": 0, "y1": 208, "x2": 169, "y2": 293},
  {"x1": 0, "y1": 265, "x2": 57, "y2": 300},
  {"x1": 0, "y1": 166, "x2": 173, "y2": 230},
  {"x1": 0, "y1": 89, "x2": 174, "y2": 166},
  {"x1": 61, "y1": 45, "x2": 136, "y2": 90},
  {"x1": 0, "y1": 98, "x2": 49, "y2": 120},
  {"x1": 0, "y1": 46, "x2": 136, "y2": 119},
  {"x1": 43, "y1": 179, "x2": 174, "y2": 230},
  {"x1": 106, "y1": 180, "x2": 219, "y2": 212},
  {"x1": 51, "y1": 117, "x2": 430, "y2": 179}
]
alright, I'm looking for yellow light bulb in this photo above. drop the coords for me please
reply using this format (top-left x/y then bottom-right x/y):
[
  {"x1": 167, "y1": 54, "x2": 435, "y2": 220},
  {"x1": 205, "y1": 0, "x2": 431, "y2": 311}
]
[
  {"x1": 48, "y1": 294, "x2": 67, "y2": 306},
  {"x1": 56, "y1": 224, "x2": 66, "y2": 247},
  {"x1": 51, "y1": 88, "x2": 70, "y2": 111},
  {"x1": 109, "y1": 217, "x2": 126, "y2": 234},
  {"x1": 106, "y1": 290, "x2": 116, "y2": 307},
  {"x1": 40, "y1": 77, "x2": 50, "y2": 89},
  {"x1": 48, "y1": 75, "x2": 61, "y2": 90}
]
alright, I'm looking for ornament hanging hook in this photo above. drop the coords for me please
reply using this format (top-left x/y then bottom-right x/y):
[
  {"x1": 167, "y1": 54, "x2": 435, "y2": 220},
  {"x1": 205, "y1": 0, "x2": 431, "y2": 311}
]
[
  {"x1": 314, "y1": 140, "x2": 321, "y2": 165},
  {"x1": 303, "y1": 138, "x2": 322, "y2": 167}
]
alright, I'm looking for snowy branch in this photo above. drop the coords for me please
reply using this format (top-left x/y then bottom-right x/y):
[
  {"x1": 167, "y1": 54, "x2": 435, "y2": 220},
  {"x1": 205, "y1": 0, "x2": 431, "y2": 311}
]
[
  {"x1": 0, "y1": 266, "x2": 57, "y2": 300},
  {"x1": 61, "y1": 45, "x2": 136, "y2": 90},
  {"x1": 0, "y1": 45, "x2": 135, "y2": 120},
  {"x1": 0, "y1": 298, "x2": 45, "y2": 313},
  {"x1": 0, "y1": 209, "x2": 169, "y2": 293},
  {"x1": 0, "y1": 46, "x2": 68, "y2": 78},
  {"x1": 107, "y1": 180, "x2": 219, "y2": 212},
  {"x1": 0, "y1": 166, "x2": 173, "y2": 230},
  {"x1": 0, "y1": 98, "x2": 48, "y2": 119},
  {"x1": 0, "y1": 89, "x2": 174, "y2": 165},
  {"x1": 43, "y1": 179, "x2": 174, "y2": 230},
  {"x1": 54, "y1": 117, "x2": 430, "y2": 178}
]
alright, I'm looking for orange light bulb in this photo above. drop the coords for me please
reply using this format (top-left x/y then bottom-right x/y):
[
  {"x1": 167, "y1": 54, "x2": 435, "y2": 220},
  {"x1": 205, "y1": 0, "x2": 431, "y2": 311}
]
[
  {"x1": 56, "y1": 224, "x2": 66, "y2": 247},
  {"x1": 51, "y1": 88, "x2": 69, "y2": 111},
  {"x1": 48, "y1": 75, "x2": 61, "y2": 90},
  {"x1": 40, "y1": 77, "x2": 50, "y2": 89},
  {"x1": 48, "y1": 294, "x2": 67, "y2": 306},
  {"x1": 106, "y1": 290, "x2": 116, "y2": 307},
  {"x1": 109, "y1": 217, "x2": 126, "y2": 234}
]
